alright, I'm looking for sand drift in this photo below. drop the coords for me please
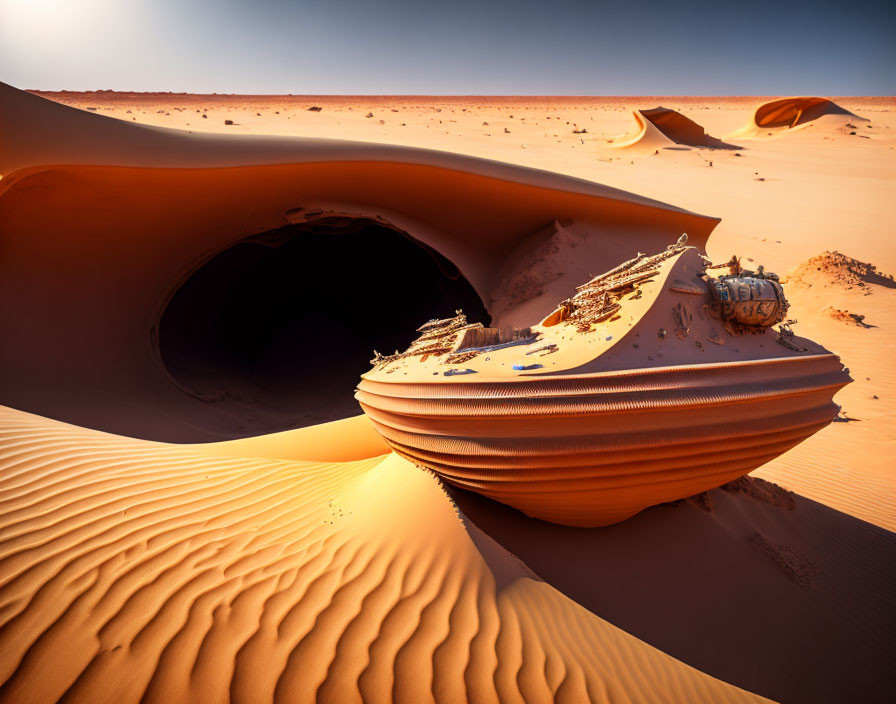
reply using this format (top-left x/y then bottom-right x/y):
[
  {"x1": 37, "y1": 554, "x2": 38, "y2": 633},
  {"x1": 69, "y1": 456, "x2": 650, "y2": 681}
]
[{"x1": 611, "y1": 107, "x2": 740, "y2": 151}]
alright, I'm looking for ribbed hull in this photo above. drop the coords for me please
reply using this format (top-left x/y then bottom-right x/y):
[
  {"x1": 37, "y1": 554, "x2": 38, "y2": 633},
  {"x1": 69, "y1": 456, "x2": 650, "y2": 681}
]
[{"x1": 356, "y1": 354, "x2": 850, "y2": 526}]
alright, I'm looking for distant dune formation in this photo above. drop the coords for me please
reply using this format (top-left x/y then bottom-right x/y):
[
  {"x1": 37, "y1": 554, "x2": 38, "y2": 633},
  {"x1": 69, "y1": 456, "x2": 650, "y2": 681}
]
[
  {"x1": 727, "y1": 97, "x2": 868, "y2": 139},
  {"x1": 610, "y1": 107, "x2": 740, "y2": 150},
  {"x1": 0, "y1": 82, "x2": 718, "y2": 442}
]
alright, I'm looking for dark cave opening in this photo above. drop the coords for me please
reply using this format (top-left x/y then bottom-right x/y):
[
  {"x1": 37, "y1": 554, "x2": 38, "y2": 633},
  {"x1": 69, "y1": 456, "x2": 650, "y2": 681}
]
[{"x1": 159, "y1": 216, "x2": 489, "y2": 437}]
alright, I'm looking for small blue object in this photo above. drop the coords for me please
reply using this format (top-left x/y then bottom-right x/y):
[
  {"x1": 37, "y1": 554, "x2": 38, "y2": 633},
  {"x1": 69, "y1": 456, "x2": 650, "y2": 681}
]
[
  {"x1": 605, "y1": 335, "x2": 613, "y2": 341},
  {"x1": 512, "y1": 363, "x2": 543, "y2": 371}
]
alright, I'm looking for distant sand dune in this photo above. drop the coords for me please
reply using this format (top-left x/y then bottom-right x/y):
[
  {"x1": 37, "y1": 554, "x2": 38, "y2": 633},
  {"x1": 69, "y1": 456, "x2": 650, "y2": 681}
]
[
  {"x1": 0, "y1": 406, "x2": 766, "y2": 703},
  {"x1": 727, "y1": 97, "x2": 868, "y2": 139},
  {"x1": 610, "y1": 107, "x2": 740, "y2": 151}
]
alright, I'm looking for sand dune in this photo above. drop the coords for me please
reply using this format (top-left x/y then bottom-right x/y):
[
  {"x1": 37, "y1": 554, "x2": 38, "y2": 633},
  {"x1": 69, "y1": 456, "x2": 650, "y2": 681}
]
[
  {"x1": 610, "y1": 107, "x2": 740, "y2": 151},
  {"x1": 0, "y1": 405, "x2": 767, "y2": 703},
  {"x1": 753, "y1": 252, "x2": 896, "y2": 530},
  {"x1": 727, "y1": 97, "x2": 868, "y2": 139},
  {"x1": 450, "y1": 475, "x2": 896, "y2": 704},
  {"x1": 0, "y1": 82, "x2": 718, "y2": 443}
]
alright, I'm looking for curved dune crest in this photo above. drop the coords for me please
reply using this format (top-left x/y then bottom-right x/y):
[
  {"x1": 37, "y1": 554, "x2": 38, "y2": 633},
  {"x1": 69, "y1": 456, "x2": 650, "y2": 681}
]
[
  {"x1": 610, "y1": 107, "x2": 740, "y2": 151},
  {"x1": 727, "y1": 97, "x2": 868, "y2": 139},
  {"x1": 0, "y1": 82, "x2": 720, "y2": 442},
  {"x1": 0, "y1": 405, "x2": 766, "y2": 703}
]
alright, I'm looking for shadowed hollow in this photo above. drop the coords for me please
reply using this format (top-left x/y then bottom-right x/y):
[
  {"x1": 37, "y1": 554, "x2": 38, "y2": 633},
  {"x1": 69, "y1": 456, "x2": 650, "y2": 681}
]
[{"x1": 160, "y1": 216, "x2": 489, "y2": 431}]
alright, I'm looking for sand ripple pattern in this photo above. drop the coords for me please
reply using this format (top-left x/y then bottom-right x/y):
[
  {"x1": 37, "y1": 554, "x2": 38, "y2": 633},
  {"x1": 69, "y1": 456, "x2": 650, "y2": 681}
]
[
  {"x1": 0, "y1": 406, "x2": 764, "y2": 703},
  {"x1": 357, "y1": 354, "x2": 849, "y2": 526}
]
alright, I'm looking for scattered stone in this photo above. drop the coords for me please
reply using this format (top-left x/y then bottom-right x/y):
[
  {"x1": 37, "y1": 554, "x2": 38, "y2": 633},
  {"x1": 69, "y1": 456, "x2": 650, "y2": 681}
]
[
  {"x1": 224, "y1": 119, "x2": 234, "y2": 125},
  {"x1": 307, "y1": 106, "x2": 323, "y2": 111}
]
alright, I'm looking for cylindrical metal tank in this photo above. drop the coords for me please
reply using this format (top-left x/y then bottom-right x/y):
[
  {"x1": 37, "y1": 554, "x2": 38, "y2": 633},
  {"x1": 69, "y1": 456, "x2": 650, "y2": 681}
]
[{"x1": 708, "y1": 276, "x2": 788, "y2": 327}]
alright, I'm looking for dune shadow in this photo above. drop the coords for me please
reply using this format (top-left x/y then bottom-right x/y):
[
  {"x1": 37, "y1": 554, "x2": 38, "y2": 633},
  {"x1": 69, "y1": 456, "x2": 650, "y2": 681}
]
[
  {"x1": 865, "y1": 270, "x2": 896, "y2": 289},
  {"x1": 447, "y1": 481, "x2": 896, "y2": 704},
  {"x1": 159, "y1": 216, "x2": 489, "y2": 436}
]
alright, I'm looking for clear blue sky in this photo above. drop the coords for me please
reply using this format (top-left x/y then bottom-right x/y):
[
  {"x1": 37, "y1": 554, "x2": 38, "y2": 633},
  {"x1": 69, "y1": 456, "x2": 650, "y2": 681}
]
[{"x1": 1, "y1": 0, "x2": 893, "y2": 94}]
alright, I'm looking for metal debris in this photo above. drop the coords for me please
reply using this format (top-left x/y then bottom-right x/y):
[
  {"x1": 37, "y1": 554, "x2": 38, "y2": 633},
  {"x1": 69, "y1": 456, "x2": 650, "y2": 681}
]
[
  {"x1": 673, "y1": 302, "x2": 691, "y2": 339},
  {"x1": 526, "y1": 344, "x2": 559, "y2": 356},
  {"x1": 559, "y1": 241, "x2": 687, "y2": 333},
  {"x1": 774, "y1": 320, "x2": 807, "y2": 351}
]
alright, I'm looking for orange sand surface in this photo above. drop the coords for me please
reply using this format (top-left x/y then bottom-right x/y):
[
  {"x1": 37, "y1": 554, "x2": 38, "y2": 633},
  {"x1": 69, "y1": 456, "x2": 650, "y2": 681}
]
[
  {"x1": 1, "y1": 88, "x2": 894, "y2": 702},
  {"x1": 0, "y1": 406, "x2": 770, "y2": 704}
]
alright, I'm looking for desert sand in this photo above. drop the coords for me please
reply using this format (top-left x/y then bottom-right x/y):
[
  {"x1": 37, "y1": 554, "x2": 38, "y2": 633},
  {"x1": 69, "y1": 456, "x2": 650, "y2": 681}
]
[{"x1": 1, "y1": 86, "x2": 894, "y2": 702}]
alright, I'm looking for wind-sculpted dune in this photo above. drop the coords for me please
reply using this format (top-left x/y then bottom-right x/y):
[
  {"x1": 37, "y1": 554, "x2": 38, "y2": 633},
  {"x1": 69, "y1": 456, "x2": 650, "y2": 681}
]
[
  {"x1": 727, "y1": 97, "x2": 868, "y2": 139},
  {"x1": 0, "y1": 405, "x2": 768, "y2": 704},
  {"x1": 610, "y1": 107, "x2": 740, "y2": 151},
  {"x1": 0, "y1": 82, "x2": 718, "y2": 442},
  {"x1": 357, "y1": 244, "x2": 851, "y2": 527}
]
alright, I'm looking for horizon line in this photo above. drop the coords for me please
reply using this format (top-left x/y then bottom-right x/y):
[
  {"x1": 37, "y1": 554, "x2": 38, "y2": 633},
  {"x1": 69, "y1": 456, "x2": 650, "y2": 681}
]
[{"x1": 26, "y1": 90, "x2": 896, "y2": 99}]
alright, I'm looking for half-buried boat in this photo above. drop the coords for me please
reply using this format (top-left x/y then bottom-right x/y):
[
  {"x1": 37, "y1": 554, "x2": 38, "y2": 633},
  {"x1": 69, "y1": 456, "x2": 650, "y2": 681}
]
[{"x1": 357, "y1": 238, "x2": 852, "y2": 527}]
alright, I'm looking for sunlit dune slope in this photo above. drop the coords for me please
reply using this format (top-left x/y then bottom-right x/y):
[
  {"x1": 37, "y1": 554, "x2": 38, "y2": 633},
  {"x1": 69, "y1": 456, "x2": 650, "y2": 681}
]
[
  {"x1": 754, "y1": 252, "x2": 896, "y2": 530},
  {"x1": 0, "y1": 405, "x2": 766, "y2": 703}
]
